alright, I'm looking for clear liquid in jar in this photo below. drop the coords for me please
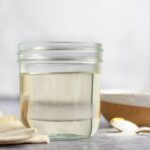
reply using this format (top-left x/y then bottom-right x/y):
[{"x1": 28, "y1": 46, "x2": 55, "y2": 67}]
[{"x1": 20, "y1": 73, "x2": 100, "y2": 140}]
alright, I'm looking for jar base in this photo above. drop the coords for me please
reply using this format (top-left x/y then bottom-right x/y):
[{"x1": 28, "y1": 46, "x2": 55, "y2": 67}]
[{"x1": 49, "y1": 134, "x2": 90, "y2": 141}]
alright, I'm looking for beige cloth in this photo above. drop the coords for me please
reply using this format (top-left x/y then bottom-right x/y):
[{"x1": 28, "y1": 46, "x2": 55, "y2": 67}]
[{"x1": 0, "y1": 115, "x2": 49, "y2": 145}]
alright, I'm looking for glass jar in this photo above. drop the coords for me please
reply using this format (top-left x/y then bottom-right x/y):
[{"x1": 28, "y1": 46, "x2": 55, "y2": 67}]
[{"x1": 18, "y1": 42, "x2": 103, "y2": 140}]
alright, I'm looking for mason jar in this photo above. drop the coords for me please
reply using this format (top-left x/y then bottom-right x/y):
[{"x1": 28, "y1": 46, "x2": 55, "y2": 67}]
[{"x1": 18, "y1": 42, "x2": 103, "y2": 140}]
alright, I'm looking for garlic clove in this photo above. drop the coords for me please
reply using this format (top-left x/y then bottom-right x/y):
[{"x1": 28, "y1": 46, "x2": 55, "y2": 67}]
[{"x1": 110, "y1": 117, "x2": 139, "y2": 133}]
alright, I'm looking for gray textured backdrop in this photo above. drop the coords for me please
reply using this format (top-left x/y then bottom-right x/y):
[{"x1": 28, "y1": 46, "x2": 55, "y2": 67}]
[{"x1": 0, "y1": 0, "x2": 150, "y2": 96}]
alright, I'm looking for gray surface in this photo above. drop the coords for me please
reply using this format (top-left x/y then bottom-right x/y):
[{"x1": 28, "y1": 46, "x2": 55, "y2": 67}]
[
  {"x1": 0, "y1": 97, "x2": 19, "y2": 116},
  {"x1": 0, "y1": 98, "x2": 150, "y2": 150},
  {"x1": 0, "y1": 129, "x2": 150, "y2": 150}
]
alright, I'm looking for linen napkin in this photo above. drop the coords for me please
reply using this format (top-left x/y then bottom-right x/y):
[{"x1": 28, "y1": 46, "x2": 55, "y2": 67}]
[{"x1": 0, "y1": 115, "x2": 49, "y2": 145}]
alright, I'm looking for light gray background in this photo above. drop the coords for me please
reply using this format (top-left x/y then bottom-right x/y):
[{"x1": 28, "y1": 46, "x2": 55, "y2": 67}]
[{"x1": 0, "y1": 0, "x2": 150, "y2": 96}]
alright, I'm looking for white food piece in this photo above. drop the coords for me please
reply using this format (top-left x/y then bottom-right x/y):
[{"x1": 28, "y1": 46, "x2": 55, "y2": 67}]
[
  {"x1": 110, "y1": 118, "x2": 139, "y2": 133},
  {"x1": 137, "y1": 127, "x2": 150, "y2": 133}
]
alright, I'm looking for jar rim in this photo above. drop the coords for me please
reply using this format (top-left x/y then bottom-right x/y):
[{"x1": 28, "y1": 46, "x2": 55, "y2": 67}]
[
  {"x1": 18, "y1": 42, "x2": 103, "y2": 64},
  {"x1": 18, "y1": 41, "x2": 103, "y2": 52}
]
